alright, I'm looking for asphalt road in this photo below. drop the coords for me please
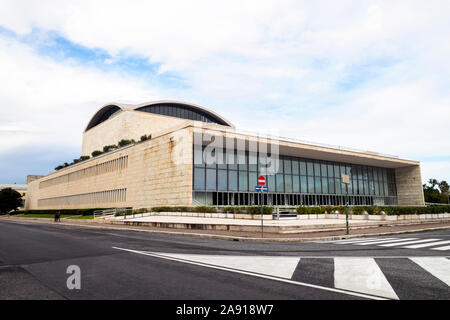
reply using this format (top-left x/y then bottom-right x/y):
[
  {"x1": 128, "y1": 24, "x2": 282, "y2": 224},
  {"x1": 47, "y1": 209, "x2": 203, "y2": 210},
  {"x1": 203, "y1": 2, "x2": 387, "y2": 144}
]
[{"x1": 0, "y1": 219, "x2": 449, "y2": 300}]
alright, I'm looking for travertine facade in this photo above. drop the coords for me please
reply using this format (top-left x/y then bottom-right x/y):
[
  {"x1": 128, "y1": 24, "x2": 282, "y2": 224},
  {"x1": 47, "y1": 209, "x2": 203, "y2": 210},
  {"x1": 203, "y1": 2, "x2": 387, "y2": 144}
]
[{"x1": 26, "y1": 100, "x2": 425, "y2": 210}]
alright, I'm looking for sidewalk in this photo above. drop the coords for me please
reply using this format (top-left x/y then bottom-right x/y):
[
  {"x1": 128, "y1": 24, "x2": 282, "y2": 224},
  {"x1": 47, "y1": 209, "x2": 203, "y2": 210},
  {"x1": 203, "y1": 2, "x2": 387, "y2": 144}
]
[{"x1": 3, "y1": 215, "x2": 450, "y2": 242}]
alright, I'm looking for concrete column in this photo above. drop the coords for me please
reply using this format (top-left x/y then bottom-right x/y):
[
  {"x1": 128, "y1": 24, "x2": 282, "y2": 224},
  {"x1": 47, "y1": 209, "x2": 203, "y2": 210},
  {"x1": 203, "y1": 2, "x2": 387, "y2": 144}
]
[{"x1": 395, "y1": 165, "x2": 425, "y2": 206}]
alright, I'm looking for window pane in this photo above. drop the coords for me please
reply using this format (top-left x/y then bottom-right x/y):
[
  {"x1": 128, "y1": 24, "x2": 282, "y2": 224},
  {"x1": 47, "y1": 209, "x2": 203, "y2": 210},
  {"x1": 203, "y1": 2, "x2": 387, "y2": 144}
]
[
  {"x1": 327, "y1": 164, "x2": 334, "y2": 177},
  {"x1": 308, "y1": 176, "x2": 315, "y2": 193},
  {"x1": 284, "y1": 159, "x2": 292, "y2": 174},
  {"x1": 218, "y1": 169, "x2": 227, "y2": 191},
  {"x1": 347, "y1": 180, "x2": 353, "y2": 194},
  {"x1": 206, "y1": 169, "x2": 216, "y2": 190},
  {"x1": 249, "y1": 172, "x2": 257, "y2": 189},
  {"x1": 194, "y1": 144, "x2": 205, "y2": 167},
  {"x1": 285, "y1": 175, "x2": 293, "y2": 193},
  {"x1": 300, "y1": 176, "x2": 307, "y2": 193},
  {"x1": 321, "y1": 164, "x2": 327, "y2": 177},
  {"x1": 307, "y1": 162, "x2": 314, "y2": 176},
  {"x1": 314, "y1": 162, "x2": 321, "y2": 177},
  {"x1": 228, "y1": 170, "x2": 238, "y2": 191},
  {"x1": 358, "y1": 180, "x2": 364, "y2": 195},
  {"x1": 276, "y1": 174, "x2": 284, "y2": 192},
  {"x1": 335, "y1": 178, "x2": 341, "y2": 194},
  {"x1": 239, "y1": 171, "x2": 248, "y2": 191},
  {"x1": 267, "y1": 174, "x2": 276, "y2": 192},
  {"x1": 292, "y1": 160, "x2": 299, "y2": 174},
  {"x1": 293, "y1": 175, "x2": 300, "y2": 193},
  {"x1": 328, "y1": 178, "x2": 335, "y2": 194},
  {"x1": 322, "y1": 177, "x2": 328, "y2": 194},
  {"x1": 300, "y1": 161, "x2": 307, "y2": 175},
  {"x1": 315, "y1": 177, "x2": 322, "y2": 193},
  {"x1": 334, "y1": 165, "x2": 340, "y2": 178},
  {"x1": 194, "y1": 168, "x2": 205, "y2": 190}
]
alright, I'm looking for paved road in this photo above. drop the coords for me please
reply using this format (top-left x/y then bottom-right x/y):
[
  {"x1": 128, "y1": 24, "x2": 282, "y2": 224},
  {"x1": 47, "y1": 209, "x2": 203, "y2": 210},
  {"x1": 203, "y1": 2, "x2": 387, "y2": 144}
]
[{"x1": 0, "y1": 219, "x2": 449, "y2": 300}]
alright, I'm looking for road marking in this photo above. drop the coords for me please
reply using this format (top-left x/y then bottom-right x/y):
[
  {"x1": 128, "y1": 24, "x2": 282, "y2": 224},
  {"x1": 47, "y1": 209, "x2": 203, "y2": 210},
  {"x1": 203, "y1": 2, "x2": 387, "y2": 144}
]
[
  {"x1": 354, "y1": 238, "x2": 418, "y2": 245},
  {"x1": 380, "y1": 239, "x2": 440, "y2": 247},
  {"x1": 334, "y1": 257, "x2": 399, "y2": 300},
  {"x1": 335, "y1": 238, "x2": 399, "y2": 244},
  {"x1": 432, "y1": 245, "x2": 450, "y2": 251},
  {"x1": 323, "y1": 238, "x2": 379, "y2": 244},
  {"x1": 403, "y1": 240, "x2": 450, "y2": 249},
  {"x1": 409, "y1": 257, "x2": 450, "y2": 286},
  {"x1": 112, "y1": 247, "x2": 389, "y2": 300},
  {"x1": 143, "y1": 252, "x2": 301, "y2": 279}
]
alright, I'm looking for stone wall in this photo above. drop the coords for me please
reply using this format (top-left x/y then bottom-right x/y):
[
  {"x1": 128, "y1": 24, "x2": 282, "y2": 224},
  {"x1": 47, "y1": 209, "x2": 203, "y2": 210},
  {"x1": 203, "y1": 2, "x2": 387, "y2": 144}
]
[
  {"x1": 395, "y1": 165, "x2": 425, "y2": 206},
  {"x1": 26, "y1": 127, "x2": 194, "y2": 210}
]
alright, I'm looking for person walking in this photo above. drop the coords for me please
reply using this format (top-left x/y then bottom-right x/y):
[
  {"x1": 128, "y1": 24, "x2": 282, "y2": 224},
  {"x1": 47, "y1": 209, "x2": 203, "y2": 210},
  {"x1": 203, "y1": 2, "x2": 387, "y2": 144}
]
[{"x1": 56, "y1": 211, "x2": 61, "y2": 222}]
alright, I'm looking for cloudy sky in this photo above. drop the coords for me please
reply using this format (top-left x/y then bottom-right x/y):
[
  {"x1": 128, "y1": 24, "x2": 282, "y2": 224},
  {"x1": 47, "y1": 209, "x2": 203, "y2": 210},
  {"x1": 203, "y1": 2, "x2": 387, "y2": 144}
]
[{"x1": 0, "y1": 0, "x2": 449, "y2": 184}]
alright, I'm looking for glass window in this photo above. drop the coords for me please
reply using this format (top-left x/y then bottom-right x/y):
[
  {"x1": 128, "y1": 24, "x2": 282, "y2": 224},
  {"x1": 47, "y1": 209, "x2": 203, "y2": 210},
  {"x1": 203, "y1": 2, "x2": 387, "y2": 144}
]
[
  {"x1": 194, "y1": 168, "x2": 205, "y2": 190},
  {"x1": 276, "y1": 174, "x2": 285, "y2": 192},
  {"x1": 334, "y1": 165, "x2": 340, "y2": 178},
  {"x1": 249, "y1": 172, "x2": 257, "y2": 189},
  {"x1": 228, "y1": 170, "x2": 238, "y2": 191},
  {"x1": 206, "y1": 169, "x2": 216, "y2": 190},
  {"x1": 248, "y1": 152, "x2": 257, "y2": 172},
  {"x1": 300, "y1": 176, "x2": 307, "y2": 193},
  {"x1": 285, "y1": 175, "x2": 293, "y2": 193},
  {"x1": 267, "y1": 174, "x2": 276, "y2": 192},
  {"x1": 228, "y1": 150, "x2": 237, "y2": 170},
  {"x1": 347, "y1": 180, "x2": 352, "y2": 194},
  {"x1": 374, "y1": 181, "x2": 380, "y2": 195},
  {"x1": 322, "y1": 178, "x2": 328, "y2": 194},
  {"x1": 363, "y1": 167, "x2": 368, "y2": 180},
  {"x1": 239, "y1": 171, "x2": 248, "y2": 191},
  {"x1": 218, "y1": 169, "x2": 227, "y2": 191},
  {"x1": 278, "y1": 158, "x2": 284, "y2": 173},
  {"x1": 308, "y1": 176, "x2": 315, "y2": 193},
  {"x1": 217, "y1": 148, "x2": 227, "y2": 169},
  {"x1": 194, "y1": 144, "x2": 205, "y2": 167},
  {"x1": 328, "y1": 178, "x2": 335, "y2": 194},
  {"x1": 327, "y1": 164, "x2": 334, "y2": 178},
  {"x1": 292, "y1": 160, "x2": 299, "y2": 175},
  {"x1": 315, "y1": 177, "x2": 322, "y2": 193},
  {"x1": 238, "y1": 150, "x2": 247, "y2": 170},
  {"x1": 307, "y1": 162, "x2": 314, "y2": 176},
  {"x1": 358, "y1": 180, "x2": 364, "y2": 195},
  {"x1": 340, "y1": 166, "x2": 346, "y2": 176},
  {"x1": 384, "y1": 182, "x2": 389, "y2": 197},
  {"x1": 284, "y1": 159, "x2": 292, "y2": 174},
  {"x1": 373, "y1": 167, "x2": 378, "y2": 181},
  {"x1": 368, "y1": 167, "x2": 374, "y2": 180},
  {"x1": 335, "y1": 178, "x2": 341, "y2": 194},
  {"x1": 321, "y1": 164, "x2": 327, "y2": 177},
  {"x1": 300, "y1": 161, "x2": 307, "y2": 175},
  {"x1": 314, "y1": 162, "x2": 321, "y2": 177},
  {"x1": 341, "y1": 182, "x2": 348, "y2": 195},
  {"x1": 293, "y1": 175, "x2": 300, "y2": 193},
  {"x1": 369, "y1": 181, "x2": 375, "y2": 195}
]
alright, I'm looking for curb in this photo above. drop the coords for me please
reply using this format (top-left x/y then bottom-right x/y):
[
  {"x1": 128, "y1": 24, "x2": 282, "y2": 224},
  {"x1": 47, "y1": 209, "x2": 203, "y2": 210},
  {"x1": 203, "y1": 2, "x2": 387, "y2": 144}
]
[{"x1": 2, "y1": 216, "x2": 450, "y2": 242}]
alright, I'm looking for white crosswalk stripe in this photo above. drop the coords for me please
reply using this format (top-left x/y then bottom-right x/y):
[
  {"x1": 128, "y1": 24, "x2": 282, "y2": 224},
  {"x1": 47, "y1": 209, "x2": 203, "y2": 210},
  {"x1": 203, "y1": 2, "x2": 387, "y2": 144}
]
[
  {"x1": 409, "y1": 257, "x2": 450, "y2": 286},
  {"x1": 432, "y1": 245, "x2": 450, "y2": 251},
  {"x1": 403, "y1": 240, "x2": 450, "y2": 249},
  {"x1": 322, "y1": 237, "x2": 450, "y2": 251},
  {"x1": 114, "y1": 247, "x2": 450, "y2": 300},
  {"x1": 334, "y1": 257, "x2": 399, "y2": 299},
  {"x1": 380, "y1": 239, "x2": 440, "y2": 247},
  {"x1": 354, "y1": 238, "x2": 418, "y2": 245}
]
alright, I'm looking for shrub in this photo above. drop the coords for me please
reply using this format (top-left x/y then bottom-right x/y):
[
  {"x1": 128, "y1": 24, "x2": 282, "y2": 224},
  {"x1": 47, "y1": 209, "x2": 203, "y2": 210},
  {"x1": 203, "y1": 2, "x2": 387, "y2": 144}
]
[
  {"x1": 118, "y1": 139, "x2": 135, "y2": 148},
  {"x1": 296, "y1": 206, "x2": 325, "y2": 215},
  {"x1": 91, "y1": 150, "x2": 103, "y2": 157},
  {"x1": 103, "y1": 145, "x2": 118, "y2": 153},
  {"x1": 140, "y1": 134, "x2": 151, "y2": 142}
]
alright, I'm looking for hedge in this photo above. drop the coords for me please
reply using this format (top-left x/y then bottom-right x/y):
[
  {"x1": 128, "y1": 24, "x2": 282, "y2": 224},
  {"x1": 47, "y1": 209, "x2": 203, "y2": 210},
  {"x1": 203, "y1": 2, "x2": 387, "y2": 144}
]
[
  {"x1": 150, "y1": 206, "x2": 274, "y2": 215},
  {"x1": 295, "y1": 205, "x2": 450, "y2": 216}
]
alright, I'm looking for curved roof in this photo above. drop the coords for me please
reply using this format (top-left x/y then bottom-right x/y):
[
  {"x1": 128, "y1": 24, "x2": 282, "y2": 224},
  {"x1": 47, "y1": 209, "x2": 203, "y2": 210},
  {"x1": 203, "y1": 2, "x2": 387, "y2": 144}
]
[{"x1": 84, "y1": 100, "x2": 234, "y2": 131}]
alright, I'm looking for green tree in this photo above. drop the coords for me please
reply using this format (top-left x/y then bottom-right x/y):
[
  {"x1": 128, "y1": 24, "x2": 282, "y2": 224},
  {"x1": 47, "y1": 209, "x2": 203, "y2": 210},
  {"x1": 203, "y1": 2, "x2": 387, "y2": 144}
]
[{"x1": 0, "y1": 188, "x2": 23, "y2": 214}]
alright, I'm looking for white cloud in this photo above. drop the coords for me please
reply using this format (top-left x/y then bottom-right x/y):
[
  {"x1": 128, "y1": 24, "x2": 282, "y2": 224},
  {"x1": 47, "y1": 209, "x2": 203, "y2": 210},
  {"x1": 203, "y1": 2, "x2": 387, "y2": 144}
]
[{"x1": 0, "y1": 0, "x2": 449, "y2": 182}]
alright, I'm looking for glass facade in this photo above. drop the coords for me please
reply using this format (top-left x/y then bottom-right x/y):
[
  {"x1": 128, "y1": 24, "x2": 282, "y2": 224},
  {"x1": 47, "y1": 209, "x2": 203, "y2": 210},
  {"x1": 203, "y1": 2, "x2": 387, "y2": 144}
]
[
  {"x1": 193, "y1": 145, "x2": 397, "y2": 206},
  {"x1": 136, "y1": 103, "x2": 229, "y2": 126}
]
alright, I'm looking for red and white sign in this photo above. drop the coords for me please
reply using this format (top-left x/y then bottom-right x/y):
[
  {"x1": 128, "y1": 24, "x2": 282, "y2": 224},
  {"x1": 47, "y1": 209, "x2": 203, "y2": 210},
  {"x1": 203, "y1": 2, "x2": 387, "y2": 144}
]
[{"x1": 258, "y1": 176, "x2": 266, "y2": 186}]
